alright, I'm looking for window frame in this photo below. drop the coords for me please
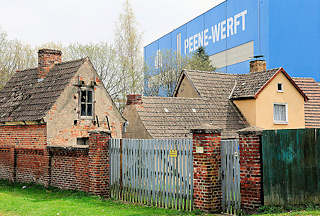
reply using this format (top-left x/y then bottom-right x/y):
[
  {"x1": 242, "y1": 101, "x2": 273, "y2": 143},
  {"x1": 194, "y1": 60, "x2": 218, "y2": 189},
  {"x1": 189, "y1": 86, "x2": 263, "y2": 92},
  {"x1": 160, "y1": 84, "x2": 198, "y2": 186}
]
[
  {"x1": 277, "y1": 83, "x2": 283, "y2": 92},
  {"x1": 79, "y1": 87, "x2": 94, "y2": 119},
  {"x1": 273, "y1": 103, "x2": 288, "y2": 124}
]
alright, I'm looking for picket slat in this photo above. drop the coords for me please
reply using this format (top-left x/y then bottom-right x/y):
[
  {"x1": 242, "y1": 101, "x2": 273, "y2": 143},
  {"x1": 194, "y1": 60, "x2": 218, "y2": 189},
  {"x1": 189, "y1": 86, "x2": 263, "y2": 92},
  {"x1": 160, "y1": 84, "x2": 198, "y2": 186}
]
[
  {"x1": 110, "y1": 138, "x2": 193, "y2": 211},
  {"x1": 221, "y1": 139, "x2": 240, "y2": 214}
]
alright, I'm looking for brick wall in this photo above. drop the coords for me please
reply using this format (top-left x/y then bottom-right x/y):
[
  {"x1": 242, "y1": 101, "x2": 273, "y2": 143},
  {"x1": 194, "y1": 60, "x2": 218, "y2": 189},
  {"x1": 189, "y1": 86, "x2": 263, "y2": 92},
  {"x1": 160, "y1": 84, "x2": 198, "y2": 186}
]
[
  {"x1": 50, "y1": 148, "x2": 89, "y2": 192},
  {"x1": 191, "y1": 126, "x2": 222, "y2": 213},
  {"x1": 0, "y1": 124, "x2": 47, "y2": 149},
  {"x1": 15, "y1": 149, "x2": 49, "y2": 185},
  {"x1": 0, "y1": 148, "x2": 14, "y2": 180},
  {"x1": 238, "y1": 128, "x2": 263, "y2": 211},
  {"x1": 0, "y1": 128, "x2": 111, "y2": 197}
]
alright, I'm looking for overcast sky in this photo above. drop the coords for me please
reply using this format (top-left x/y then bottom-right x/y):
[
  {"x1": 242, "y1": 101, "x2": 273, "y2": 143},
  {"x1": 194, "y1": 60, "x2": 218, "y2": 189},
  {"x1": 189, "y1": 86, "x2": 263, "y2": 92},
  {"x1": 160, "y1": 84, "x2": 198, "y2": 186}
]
[{"x1": 0, "y1": 0, "x2": 224, "y2": 48}]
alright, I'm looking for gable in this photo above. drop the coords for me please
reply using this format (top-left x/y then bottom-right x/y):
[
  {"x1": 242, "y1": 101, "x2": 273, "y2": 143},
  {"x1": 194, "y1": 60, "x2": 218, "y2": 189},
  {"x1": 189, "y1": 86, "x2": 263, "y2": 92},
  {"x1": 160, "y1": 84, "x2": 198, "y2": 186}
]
[
  {"x1": 174, "y1": 74, "x2": 200, "y2": 98},
  {"x1": 44, "y1": 59, "x2": 125, "y2": 145}
]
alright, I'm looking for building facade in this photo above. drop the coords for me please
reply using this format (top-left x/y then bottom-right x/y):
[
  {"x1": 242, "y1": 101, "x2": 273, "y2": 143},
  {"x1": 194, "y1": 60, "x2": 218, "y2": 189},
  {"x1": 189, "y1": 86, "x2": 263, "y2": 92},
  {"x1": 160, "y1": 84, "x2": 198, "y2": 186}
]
[{"x1": 144, "y1": 0, "x2": 320, "y2": 95}]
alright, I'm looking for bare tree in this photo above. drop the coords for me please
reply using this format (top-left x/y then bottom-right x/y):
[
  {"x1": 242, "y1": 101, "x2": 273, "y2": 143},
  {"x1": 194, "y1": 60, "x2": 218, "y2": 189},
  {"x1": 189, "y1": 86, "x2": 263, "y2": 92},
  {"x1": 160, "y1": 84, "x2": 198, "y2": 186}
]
[
  {"x1": 0, "y1": 29, "x2": 36, "y2": 89},
  {"x1": 37, "y1": 42, "x2": 122, "y2": 100},
  {"x1": 145, "y1": 47, "x2": 215, "y2": 97},
  {"x1": 114, "y1": 0, "x2": 144, "y2": 109}
]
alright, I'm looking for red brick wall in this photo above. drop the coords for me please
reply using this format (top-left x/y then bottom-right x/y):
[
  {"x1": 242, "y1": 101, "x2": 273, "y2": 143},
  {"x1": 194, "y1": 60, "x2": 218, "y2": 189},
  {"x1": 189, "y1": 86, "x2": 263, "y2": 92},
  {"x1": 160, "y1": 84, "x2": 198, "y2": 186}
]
[
  {"x1": 239, "y1": 131, "x2": 263, "y2": 211},
  {"x1": 0, "y1": 128, "x2": 111, "y2": 197},
  {"x1": 0, "y1": 124, "x2": 47, "y2": 149},
  {"x1": 15, "y1": 149, "x2": 49, "y2": 185},
  {"x1": 50, "y1": 148, "x2": 89, "y2": 192},
  {"x1": 0, "y1": 148, "x2": 14, "y2": 180},
  {"x1": 192, "y1": 128, "x2": 222, "y2": 212}
]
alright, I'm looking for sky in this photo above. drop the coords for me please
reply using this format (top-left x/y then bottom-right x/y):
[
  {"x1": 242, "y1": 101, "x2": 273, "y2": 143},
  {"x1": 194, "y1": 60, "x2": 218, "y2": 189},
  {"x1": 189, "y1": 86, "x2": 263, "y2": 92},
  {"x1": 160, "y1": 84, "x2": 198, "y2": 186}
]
[{"x1": 0, "y1": 0, "x2": 224, "y2": 48}]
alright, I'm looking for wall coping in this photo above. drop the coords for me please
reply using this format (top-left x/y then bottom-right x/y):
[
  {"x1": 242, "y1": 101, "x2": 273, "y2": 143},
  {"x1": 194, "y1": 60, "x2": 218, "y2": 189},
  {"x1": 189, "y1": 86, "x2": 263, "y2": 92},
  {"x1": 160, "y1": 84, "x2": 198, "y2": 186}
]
[
  {"x1": 88, "y1": 130, "x2": 111, "y2": 135},
  {"x1": 47, "y1": 145, "x2": 89, "y2": 151},
  {"x1": 190, "y1": 123, "x2": 222, "y2": 134},
  {"x1": 237, "y1": 126, "x2": 263, "y2": 135}
]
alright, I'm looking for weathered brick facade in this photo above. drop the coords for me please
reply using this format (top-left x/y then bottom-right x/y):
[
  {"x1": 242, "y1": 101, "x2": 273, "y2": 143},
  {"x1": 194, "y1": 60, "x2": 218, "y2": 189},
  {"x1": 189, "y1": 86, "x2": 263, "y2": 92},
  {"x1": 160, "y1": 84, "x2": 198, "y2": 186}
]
[
  {"x1": 191, "y1": 125, "x2": 222, "y2": 213},
  {"x1": 238, "y1": 127, "x2": 263, "y2": 211},
  {"x1": 0, "y1": 124, "x2": 47, "y2": 149}
]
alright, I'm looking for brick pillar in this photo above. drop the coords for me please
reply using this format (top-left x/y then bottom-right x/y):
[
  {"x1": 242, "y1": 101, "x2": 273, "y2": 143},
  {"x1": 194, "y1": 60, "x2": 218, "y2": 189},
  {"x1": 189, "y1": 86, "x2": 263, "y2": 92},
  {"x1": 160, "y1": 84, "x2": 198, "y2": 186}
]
[
  {"x1": 88, "y1": 130, "x2": 111, "y2": 197},
  {"x1": 9, "y1": 147, "x2": 16, "y2": 182},
  {"x1": 237, "y1": 127, "x2": 263, "y2": 211},
  {"x1": 191, "y1": 124, "x2": 222, "y2": 213}
]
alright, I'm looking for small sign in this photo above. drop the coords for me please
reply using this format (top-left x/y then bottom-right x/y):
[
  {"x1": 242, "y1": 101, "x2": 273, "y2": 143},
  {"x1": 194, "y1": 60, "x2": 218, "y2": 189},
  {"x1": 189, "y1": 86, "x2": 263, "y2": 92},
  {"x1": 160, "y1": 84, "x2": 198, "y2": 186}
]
[
  {"x1": 196, "y1": 146, "x2": 204, "y2": 153},
  {"x1": 169, "y1": 150, "x2": 177, "y2": 158}
]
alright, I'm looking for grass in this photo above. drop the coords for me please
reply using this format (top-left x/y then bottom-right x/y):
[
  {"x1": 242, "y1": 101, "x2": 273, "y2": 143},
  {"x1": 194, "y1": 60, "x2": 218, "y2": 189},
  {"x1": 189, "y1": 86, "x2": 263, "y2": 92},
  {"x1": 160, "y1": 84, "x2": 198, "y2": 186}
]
[
  {"x1": 0, "y1": 180, "x2": 212, "y2": 216},
  {"x1": 251, "y1": 204, "x2": 320, "y2": 216}
]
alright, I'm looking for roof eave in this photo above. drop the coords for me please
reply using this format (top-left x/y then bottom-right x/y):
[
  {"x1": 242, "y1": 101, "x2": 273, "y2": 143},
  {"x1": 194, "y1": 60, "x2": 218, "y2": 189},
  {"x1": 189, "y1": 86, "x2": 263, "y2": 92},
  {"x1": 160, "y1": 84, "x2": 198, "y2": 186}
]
[{"x1": 254, "y1": 68, "x2": 309, "y2": 102}]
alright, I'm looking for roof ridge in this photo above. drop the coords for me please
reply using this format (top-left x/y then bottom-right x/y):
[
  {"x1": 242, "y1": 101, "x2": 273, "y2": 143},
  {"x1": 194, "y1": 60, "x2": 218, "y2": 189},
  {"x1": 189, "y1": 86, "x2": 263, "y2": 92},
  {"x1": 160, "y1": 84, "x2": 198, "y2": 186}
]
[
  {"x1": 142, "y1": 96, "x2": 204, "y2": 100},
  {"x1": 185, "y1": 69, "x2": 236, "y2": 76},
  {"x1": 54, "y1": 58, "x2": 86, "y2": 66}
]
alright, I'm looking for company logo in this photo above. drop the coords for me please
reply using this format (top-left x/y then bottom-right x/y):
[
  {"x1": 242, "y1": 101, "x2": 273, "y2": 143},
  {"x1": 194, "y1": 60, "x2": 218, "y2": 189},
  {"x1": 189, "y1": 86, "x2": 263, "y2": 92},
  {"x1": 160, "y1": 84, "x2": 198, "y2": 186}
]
[{"x1": 184, "y1": 10, "x2": 248, "y2": 55}]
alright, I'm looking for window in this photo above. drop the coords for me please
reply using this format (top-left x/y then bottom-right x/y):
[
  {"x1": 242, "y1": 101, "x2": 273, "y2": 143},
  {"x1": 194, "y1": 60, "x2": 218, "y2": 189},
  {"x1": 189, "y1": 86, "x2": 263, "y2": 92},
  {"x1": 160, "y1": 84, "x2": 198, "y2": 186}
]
[
  {"x1": 273, "y1": 103, "x2": 288, "y2": 124},
  {"x1": 77, "y1": 137, "x2": 89, "y2": 145},
  {"x1": 277, "y1": 83, "x2": 283, "y2": 92},
  {"x1": 80, "y1": 88, "x2": 93, "y2": 117}
]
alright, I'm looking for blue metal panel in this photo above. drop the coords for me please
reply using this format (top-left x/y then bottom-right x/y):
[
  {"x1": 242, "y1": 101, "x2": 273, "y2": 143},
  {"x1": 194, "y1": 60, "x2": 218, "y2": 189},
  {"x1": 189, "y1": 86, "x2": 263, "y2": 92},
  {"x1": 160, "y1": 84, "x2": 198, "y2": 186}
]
[
  {"x1": 144, "y1": 0, "x2": 320, "y2": 96},
  {"x1": 268, "y1": 0, "x2": 320, "y2": 81}
]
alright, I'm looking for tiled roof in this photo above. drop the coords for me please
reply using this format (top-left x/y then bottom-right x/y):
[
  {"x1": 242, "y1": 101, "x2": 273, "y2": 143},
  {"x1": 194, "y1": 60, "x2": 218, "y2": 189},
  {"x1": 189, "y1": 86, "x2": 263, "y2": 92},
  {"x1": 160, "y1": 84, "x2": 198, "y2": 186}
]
[
  {"x1": 183, "y1": 70, "x2": 248, "y2": 138},
  {"x1": 232, "y1": 69, "x2": 280, "y2": 99},
  {"x1": 293, "y1": 77, "x2": 320, "y2": 128},
  {"x1": 135, "y1": 97, "x2": 215, "y2": 138},
  {"x1": 0, "y1": 59, "x2": 85, "y2": 122}
]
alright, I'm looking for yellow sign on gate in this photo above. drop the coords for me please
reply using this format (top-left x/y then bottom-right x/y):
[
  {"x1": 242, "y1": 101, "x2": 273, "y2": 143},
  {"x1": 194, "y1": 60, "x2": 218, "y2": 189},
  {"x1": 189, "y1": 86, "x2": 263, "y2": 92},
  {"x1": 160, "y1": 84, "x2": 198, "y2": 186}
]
[{"x1": 169, "y1": 150, "x2": 177, "y2": 158}]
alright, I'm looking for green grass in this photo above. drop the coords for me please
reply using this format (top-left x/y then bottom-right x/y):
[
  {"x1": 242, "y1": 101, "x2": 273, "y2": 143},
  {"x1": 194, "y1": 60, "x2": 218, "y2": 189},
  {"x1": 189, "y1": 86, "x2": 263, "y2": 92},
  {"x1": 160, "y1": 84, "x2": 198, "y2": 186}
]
[
  {"x1": 251, "y1": 204, "x2": 320, "y2": 216},
  {"x1": 0, "y1": 180, "x2": 209, "y2": 216}
]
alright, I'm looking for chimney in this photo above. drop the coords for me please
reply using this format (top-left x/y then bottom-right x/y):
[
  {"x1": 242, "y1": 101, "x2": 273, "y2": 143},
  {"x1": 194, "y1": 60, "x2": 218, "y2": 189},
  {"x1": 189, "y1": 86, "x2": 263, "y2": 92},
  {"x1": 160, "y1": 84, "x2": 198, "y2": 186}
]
[
  {"x1": 38, "y1": 49, "x2": 62, "y2": 78},
  {"x1": 250, "y1": 60, "x2": 266, "y2": 73},
  {"x1": 126, "y1": 94, "x2": 142, "y2": 105}
]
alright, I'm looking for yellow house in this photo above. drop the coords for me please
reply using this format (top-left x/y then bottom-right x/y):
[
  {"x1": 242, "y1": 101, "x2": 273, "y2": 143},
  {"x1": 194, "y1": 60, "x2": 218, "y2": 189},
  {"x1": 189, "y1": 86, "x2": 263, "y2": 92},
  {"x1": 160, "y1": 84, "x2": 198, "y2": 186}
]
[
  {"x1": 173, "y1": 60, "x2": 308, "y2": 131},
  {"x1": 122, "y1": 60, "x2": 308, "y2": 140}
]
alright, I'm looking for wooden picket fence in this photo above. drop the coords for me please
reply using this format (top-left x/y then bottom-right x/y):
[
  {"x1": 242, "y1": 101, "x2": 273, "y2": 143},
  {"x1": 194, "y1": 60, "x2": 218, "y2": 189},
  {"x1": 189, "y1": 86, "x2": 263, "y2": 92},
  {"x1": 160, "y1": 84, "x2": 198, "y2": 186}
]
[
  {"x1": 221, "y1": 139, "x2": 241, "y2": 214},
  {"x1": 109, "y1": 138, "x2": 193, "y2": 211}
]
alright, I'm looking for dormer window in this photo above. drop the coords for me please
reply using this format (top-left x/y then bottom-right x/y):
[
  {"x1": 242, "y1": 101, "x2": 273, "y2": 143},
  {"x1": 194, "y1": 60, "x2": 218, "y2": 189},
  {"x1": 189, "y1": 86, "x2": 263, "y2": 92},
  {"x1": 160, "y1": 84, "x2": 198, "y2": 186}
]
[
  {"x1": 277, "y1": 83, "x2": 283, "y2": 92},
  {"x1": 80, "y1": 88, "x2": 93, "y2": 117}
]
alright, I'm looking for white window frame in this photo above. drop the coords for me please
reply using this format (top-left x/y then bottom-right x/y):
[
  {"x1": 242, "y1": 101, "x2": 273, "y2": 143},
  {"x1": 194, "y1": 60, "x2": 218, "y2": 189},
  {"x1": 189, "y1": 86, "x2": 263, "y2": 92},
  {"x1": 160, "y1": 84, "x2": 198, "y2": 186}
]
[
  {"x1": 273, "y1": 103, "x2": 288, "y2": 124},
  {"x1": 79, "y1": 87, "x2": 94, "y2": 119},
  {"x1": 277, "y1": 82, "x2": 284, "y2": 93}
]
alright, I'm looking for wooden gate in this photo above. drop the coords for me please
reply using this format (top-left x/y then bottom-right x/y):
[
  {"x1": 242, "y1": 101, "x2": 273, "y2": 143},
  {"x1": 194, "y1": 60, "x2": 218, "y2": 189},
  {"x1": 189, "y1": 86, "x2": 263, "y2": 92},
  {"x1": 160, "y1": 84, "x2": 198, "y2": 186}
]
[
  {"x1": 221, "y1": 139, "x2": 240, "y2": 214},
  {"x1": 109, "y1": 138, "x2": 193, "y2": 211}
]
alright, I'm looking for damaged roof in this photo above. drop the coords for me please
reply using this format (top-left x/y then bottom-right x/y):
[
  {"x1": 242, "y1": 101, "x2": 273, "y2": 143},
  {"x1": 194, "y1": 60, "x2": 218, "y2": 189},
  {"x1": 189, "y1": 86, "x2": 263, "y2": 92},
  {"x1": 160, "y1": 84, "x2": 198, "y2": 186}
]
[{"x1": 0, "y1": 59, "x2": 85, "y2": 122}]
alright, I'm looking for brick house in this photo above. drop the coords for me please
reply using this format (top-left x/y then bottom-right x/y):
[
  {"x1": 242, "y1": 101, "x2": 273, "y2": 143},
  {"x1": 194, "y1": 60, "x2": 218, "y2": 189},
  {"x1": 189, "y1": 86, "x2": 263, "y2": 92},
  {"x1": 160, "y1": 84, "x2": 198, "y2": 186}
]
[
  {"x1": 123, "y1": 60, "x2": 308, "y2": 139},
  {"x1": 0, "y1": 49, "x2": 125, "y2": 149}
]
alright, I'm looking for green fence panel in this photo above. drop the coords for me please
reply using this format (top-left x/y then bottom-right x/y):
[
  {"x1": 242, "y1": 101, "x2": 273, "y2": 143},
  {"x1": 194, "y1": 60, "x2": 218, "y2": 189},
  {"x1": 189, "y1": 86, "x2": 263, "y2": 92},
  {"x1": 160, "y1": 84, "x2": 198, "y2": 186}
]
[{"x1": 262, "y1": 128, "x2": 320, "y2": 206}]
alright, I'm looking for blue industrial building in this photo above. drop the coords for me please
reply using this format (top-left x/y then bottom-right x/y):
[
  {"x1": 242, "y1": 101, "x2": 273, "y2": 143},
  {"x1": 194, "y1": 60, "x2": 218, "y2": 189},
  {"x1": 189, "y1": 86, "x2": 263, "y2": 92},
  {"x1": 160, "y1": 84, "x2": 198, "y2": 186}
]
[{"x1": 144, "y1": 0, "x2": 320, "y2": 95}]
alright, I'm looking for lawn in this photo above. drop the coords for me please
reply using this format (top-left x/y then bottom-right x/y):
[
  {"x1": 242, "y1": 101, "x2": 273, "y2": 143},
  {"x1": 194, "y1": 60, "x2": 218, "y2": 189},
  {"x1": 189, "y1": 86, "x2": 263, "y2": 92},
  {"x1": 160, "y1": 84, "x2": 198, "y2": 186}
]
[
  {"x1": 1, "y1": 180, "x2": 320, "y2": 216},
  {"x1": 0, "y1": 180, "x2": 210, "y2": 216}
]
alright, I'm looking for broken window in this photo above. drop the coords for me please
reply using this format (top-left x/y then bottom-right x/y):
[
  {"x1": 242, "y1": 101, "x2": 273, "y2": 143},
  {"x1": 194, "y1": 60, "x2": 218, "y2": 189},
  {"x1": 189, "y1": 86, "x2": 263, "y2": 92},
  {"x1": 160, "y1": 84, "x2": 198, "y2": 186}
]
[{"x1": 80, "y1": 88, "x2": 93, "y2": 117}]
